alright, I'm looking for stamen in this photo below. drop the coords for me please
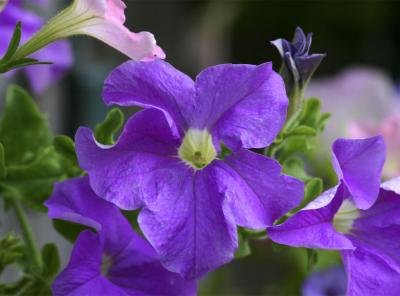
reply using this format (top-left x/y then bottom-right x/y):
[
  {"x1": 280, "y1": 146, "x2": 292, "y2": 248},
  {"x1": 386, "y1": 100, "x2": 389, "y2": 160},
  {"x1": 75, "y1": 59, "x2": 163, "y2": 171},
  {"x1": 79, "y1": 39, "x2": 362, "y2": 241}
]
[{"x1": 178, "y1": 129, "x2": 217, "y2": 170}]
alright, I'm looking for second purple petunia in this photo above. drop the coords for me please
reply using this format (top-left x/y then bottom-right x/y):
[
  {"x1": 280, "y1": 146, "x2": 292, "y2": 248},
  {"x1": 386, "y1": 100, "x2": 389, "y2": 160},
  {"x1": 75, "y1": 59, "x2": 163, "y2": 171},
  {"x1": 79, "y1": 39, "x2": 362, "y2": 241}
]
[
  {"x1": 268, "y1": 136, "x2": 400, "y2": 295},
  {"x1": 75, "y1": 59, "x2": 304, "y2": 279}
]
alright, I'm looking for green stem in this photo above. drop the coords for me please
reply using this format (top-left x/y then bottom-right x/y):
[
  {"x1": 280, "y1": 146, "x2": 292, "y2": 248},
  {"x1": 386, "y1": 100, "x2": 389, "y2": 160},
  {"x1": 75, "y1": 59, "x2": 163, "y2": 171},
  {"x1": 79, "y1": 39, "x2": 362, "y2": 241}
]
[{"x1": 10, "y1": 196, "x2": 42, "y2": 268}]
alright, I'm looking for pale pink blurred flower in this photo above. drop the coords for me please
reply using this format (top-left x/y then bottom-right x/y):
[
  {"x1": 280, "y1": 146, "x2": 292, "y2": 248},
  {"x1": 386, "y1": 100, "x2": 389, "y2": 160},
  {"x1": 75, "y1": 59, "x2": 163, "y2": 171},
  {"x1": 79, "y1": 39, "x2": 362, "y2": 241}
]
[
  {"x1": 305, "y1": 66, "x2": 400, "y2": 178},
  {"x1": 350, "y1": 114, "x2": 400, "y2": 178}
]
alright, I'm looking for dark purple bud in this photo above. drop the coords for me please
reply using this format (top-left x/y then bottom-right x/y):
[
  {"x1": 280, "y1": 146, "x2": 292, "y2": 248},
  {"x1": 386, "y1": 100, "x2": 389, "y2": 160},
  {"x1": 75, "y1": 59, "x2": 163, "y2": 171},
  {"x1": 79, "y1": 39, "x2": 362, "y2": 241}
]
[{"x1": 271, "y1": 27, "x2": 326, "y2": 91}]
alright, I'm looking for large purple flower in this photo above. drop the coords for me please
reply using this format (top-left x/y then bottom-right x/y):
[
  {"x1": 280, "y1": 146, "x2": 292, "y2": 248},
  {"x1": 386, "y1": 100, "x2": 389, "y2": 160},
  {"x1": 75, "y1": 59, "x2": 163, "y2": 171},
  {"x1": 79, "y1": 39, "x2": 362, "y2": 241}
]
[
  {"x1": 45, "y1": 177, "x2": 196, "y2": 296},
  {"x1": 268, "y1": 136, "x2": 400, "y2": 295},
  {"x1": 0, "y1": 0, "x2": 73, "y2": 94},
  {"x1": 75, "y1": 59, "x2": 304, "y2": 279}
]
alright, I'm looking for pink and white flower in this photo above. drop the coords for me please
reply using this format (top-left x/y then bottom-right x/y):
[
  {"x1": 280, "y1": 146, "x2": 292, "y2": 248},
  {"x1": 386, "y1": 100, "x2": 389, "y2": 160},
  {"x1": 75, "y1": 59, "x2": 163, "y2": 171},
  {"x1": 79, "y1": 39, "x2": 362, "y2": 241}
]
[{"x1": 14, "y1": 0, "x2": 165, "y2": 62}]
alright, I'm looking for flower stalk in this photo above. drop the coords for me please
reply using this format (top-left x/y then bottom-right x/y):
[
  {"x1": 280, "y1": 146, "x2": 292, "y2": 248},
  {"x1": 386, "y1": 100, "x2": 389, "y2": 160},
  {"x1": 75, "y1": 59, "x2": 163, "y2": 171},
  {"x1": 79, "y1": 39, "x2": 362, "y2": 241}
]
[{"x1": 9, "y1": 194, "x2": 42, "y2": 268}]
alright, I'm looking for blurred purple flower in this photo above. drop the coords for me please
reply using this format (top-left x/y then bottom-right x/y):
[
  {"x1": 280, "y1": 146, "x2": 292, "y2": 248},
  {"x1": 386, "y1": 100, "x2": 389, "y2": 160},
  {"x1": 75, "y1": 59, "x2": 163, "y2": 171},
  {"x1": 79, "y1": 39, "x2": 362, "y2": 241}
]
[
  {"x1": 74, "y1": 59, "x2": 304, "y2": 279},
  {"x1": 0, "y1": 0, "x2": 73, "y2": 94},
  {"x1": 271, "y1": 27, "x2": 325, "y2": 93},
  {"x1": 45, "y1": 177, "x2": 196, "y2": 296},
  {"x1": 302, "y1": 266, "x2": 347, "y2": 296},
  {"x1": 269, "y1": 136, "x2": 400, "y2": 295}
]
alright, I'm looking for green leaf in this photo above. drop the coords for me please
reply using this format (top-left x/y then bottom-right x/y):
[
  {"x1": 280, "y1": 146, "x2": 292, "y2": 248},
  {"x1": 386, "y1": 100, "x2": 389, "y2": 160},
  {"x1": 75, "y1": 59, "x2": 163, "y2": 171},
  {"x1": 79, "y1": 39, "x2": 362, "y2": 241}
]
[
  {"x1": 2, "y1": 147, "x2": 67, "y2": 211},
  {"x1": 0, "y1": 85, "x2": 51, "y2": 165},
  {"x1": 17, "y1": 277, "x2": 52, "y2": 296},
  {"x1": 94, "y1": 108, "x2": 124, "y2": 145},
  {"x1": 287, "y1": 125, "x2": 317, "y2": 137},
  {"x1": 282, "y1": 157, "x2": 310, "y2": 181},
  {"x1": 290, "y1": 177, "x2": 323, "y2": 214},
  {"x1": 41, "y1": 243, "x2": 60, "y2": 279},
  {"x1": 0, "y1": 86, "x2": 81, "y2": 211},
  {"x1": 0, "y1": 22, "x2": 21, "y2": 64},
  {"x1": 52, "y1": 219, "x2": 88, "y2": 243}
]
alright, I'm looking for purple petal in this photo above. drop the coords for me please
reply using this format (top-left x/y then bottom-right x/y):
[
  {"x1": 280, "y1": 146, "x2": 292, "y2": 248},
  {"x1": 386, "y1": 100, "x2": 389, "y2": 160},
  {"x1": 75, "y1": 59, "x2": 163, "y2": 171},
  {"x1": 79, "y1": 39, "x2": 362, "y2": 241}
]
[
  {"x1": 75, "y1": 108, "x2": 180, "y2": 210},
  {"x1": 214, "y1": 149, "x2": 303, "y2": 228},
  {"x1": 138, "y1": 165, "x2": 237, "y2": 280},
  {"x1": 353, "y1": 186, "x2": 400, "y2": 228},
  {"x1": 268, "y1": 185, "x2": 354, "y2": 250},
  {"x1": 50, "y1": 179, "x2": 197, "y2": 295},
  {"x1": 332, "y1": 136, "x2": 385, "y2": 209},
  {"x1": 108, "y1": 236, "x2": 196, "y2": 296},
  {"x1": 193, "y1": 63, "x2": 288, "y2": 149},
  {"x1": 102, "y1": 60, "x2": 195, "y2": 134},
  {"x1": 52, "y1": 230, "x2": 125, "y2": 296},
  {"x1": 348, "y1": 190, "x2": 400, "y2": 273},
  {"x1": 342, "y1": 243, "x2": 400, "y2": 296},
  {"x1": 45, "y1": 176, "x2": 133, "y2": 254}
]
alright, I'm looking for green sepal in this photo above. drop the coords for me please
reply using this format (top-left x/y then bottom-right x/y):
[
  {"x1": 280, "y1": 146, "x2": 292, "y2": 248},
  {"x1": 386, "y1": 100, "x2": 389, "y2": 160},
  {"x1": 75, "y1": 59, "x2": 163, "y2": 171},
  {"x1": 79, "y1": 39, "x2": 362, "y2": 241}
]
[
  {"x1": 52, "y1": 219, "x2": 88, "y2": 243},
  {"x1": 94, "y1": 108, "x2": 124, "y2": 145},
  {"x1": 0, "y1": 22, "x2": 21, "y2": 65},
  {"x1": 235, "y1": 230, "x2": 251, "y2": 259},
  {"x1": 0, "y1": 58, "x2": 52, "y2": 74},
  {"x1": 123, "y1": 210, "x2": 142, "y2": 235},
  {"x1": 304, "y1": 178, "x2": 323, "y2": 204},
  {"x1": 41, "y1": 243, "x2": 60, "y2": 279},
  {"x1": 235, "y1": 228, "x2": 266, "y2": 259},
  {"x1": 0, "y1": 143, "x2": 7, "y2": 179},
  {"x1": 306, "y1": 249, "x2": 319, "y2": 272},
  {"x1": 218, "y1": 143, "x2": 232, "y2": 160}
]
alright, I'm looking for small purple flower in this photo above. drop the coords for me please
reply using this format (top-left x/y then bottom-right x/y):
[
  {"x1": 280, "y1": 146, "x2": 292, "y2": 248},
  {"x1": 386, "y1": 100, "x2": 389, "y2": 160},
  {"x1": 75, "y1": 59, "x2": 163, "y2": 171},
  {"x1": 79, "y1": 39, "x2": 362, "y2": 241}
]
[
  {"x1": 268, "y1": 136, "x2": 400, "y2": 295},
  {"x1": 75, "y1": 59, "x2": 304, "y2": 279},
  {"x1": 302, "y1": 266, "x2": 347, "y2": 296},
  {"x1": 0, "y1": 0, "x2": 73, "y2": 94},
  {"x1": 45, "y1": 177, "x2": 196, "y2": 296},
  {"x1": 271, "y1": 27, "x2": 325, "y2": 93}
]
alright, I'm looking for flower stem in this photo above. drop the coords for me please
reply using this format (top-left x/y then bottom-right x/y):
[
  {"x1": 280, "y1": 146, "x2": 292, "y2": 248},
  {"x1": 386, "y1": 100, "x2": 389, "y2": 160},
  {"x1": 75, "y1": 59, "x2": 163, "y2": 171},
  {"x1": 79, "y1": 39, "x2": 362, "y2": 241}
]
[{"x1": 9, "y1": 196, "x2": 42, "y2": 268}]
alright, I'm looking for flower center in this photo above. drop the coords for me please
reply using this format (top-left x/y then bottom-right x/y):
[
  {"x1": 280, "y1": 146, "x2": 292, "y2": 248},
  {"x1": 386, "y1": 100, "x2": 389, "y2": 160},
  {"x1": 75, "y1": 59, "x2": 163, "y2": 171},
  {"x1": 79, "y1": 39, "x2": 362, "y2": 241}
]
[
  {"x1": 101, "y1": 254, "x2": 112, "y2": 278},
  {"x1": 333, "y1": 199, "x2": 360, "y2": 234},
  {"x1": 178, "y1": 129, "x2": 217, "y2": 170}
]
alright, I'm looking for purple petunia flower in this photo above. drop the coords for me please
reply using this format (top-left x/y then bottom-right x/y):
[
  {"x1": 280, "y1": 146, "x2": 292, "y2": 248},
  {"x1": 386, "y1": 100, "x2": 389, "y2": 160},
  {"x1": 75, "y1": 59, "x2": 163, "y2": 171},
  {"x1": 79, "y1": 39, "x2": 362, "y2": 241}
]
[
  {"x1": 0, "y1": 0, "x2": 73, "y2": 94},
  {"x1": 271, "y1": 27, "x2": 325, "y2": 94},
  {"x1": 302, "y1": 266, "x2": 347, "y2": 296},
  {"x1": 45, "y1": 177, "x2": 196, "y2": 296},
  {"x1": 74, "y1": 59, "x2": 304, "y2": 279},
  {"x1": 268, "y1": 136, "x2": 400, "y2": 295}
]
